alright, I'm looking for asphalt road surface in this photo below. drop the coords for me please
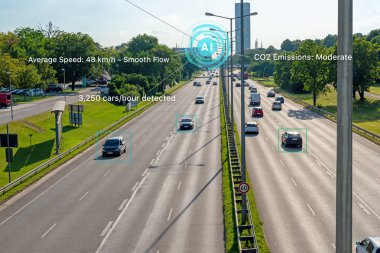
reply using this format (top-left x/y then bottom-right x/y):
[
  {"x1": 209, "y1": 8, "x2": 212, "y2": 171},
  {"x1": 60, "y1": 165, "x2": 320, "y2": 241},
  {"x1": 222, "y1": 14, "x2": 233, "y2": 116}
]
[
  {"x1": 231, "y1": 79, "x2": 380, "y2": 253},
  {"x1": 0, "y1": 79, "x2": 224, "y2": 253},
  {"x1": 0, "y1": 88, "x2": 96, "y2": 124}
]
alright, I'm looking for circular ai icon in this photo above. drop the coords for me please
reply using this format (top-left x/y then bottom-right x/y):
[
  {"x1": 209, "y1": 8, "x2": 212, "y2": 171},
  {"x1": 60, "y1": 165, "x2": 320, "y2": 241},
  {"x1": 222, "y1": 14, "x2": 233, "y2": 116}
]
[{"x1": 182, "y1": 22, "x2": 230, "y2": 69}]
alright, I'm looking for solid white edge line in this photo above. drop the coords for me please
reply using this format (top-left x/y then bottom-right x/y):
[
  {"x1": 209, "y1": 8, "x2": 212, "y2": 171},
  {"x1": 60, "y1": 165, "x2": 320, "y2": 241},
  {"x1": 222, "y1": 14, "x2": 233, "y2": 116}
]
[
  {"x1": 141, "y1": 168, "x2": 149, "y2": 177},
  {"x1": 280, "y1": 160, "x2": 285, "y2": 168},
  {"x1": 100, "y1": 221, "x2": 114, "y2": 237},
  {"x1": 95, "y1": 172, "x2": 150, "y2": 253},
  {"x1": 41, "y1": 223, "x2": 57, "y2": 239},
  {"x1": 103, "y1": 170, "x2": 111, "y2": 177},
  {"x1": 131, "y1": 182, "x2": 139, "y2": 192},
  {"x1": 291, "y1": 177, "x2": 298, "y2": 187},
  {"x1": 79, "y1": 191, "x2": 89, "y2": 201},
  {"x1": 177, "y1": 181, "x2": 182, "y2": 190}
]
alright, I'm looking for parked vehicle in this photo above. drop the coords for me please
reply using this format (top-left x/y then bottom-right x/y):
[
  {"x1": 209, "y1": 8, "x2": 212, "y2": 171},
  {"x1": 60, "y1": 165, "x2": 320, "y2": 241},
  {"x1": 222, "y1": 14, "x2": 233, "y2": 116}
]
[
  {"x1": 0, "y1": 93, "x2": 12, "y2": 108},
  {"x1": 281, "y1": 131, "x2": 302, "y2": 148},
  {"x1": 102, "y1": 136, "x2": 126, "y2": 157},
  {"x1": 45, "y1": 84, "x2": 63, "y2": 93},
  {"x1": 250, "y1": 93, "x2": 261, "y2": 106}
]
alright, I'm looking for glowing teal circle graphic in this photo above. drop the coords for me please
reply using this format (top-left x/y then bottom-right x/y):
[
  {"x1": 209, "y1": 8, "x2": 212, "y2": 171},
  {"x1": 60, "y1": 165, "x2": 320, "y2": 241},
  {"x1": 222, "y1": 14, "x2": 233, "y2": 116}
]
[{"x1": 182, "y1": 22, "x2": 230, "y2": 69}]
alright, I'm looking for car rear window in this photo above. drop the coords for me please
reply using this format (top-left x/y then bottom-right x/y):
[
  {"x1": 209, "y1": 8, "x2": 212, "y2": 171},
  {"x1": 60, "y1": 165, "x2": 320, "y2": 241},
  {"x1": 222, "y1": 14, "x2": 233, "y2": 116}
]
[
  {"x1": 105, "y1": 139, "x2": 120, "y2": 146},
  {"x1": 247, "y1": 124, "x2": 257, "y2": 127},
  {"x1": 288, "y1": 134, "x2": 300, "y2": 138},
  {"x1": 181, "y1": 118, "x2": 192, "y2": 122}
]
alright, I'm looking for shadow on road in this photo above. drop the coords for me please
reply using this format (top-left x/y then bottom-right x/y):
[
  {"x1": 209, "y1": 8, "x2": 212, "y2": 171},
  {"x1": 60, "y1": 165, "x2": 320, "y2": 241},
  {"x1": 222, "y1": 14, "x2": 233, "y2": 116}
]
[{"x1": 142, "y1": 167, "x2": 222, "y2": 253}]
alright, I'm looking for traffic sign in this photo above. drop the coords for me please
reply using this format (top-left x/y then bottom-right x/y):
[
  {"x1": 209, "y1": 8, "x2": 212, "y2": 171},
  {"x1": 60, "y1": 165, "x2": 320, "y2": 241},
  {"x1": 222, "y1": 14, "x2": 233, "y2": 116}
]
[{"x1": 238, "y1": 182, "x2": 249, "y2": 194}]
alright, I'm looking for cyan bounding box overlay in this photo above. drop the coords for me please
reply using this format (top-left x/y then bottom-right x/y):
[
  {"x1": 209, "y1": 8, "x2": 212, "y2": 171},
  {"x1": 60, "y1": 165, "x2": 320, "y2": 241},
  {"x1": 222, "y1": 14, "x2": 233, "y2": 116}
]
[
  {"x1": 176, "y1": 113, "x2": 198, "y2": 134},
  {"x1": 277, "y1": 127, "x2": 308, "y2": 153},
  {"x1": 95, "y1": 129, "x2": 133, "y2": 164}
]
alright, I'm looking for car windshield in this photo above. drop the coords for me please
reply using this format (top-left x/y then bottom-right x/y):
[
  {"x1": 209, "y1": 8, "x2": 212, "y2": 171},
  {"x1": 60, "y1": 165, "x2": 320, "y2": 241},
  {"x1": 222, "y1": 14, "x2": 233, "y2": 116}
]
[
  {"x1": 196, "y1": 97, "x2": 203, "y2": 99},
  {"x1": 181, "y1": 118, "x2": 192, "y2": 122},
  {"x1": 105, "y1": 139, "x2": 120, "y2": 146},
  {"x1": 247, "y1": 123, "x2": 257, "y2": 127},
  {"x1": 288, "y1": 134, "x2": 300, "y2": 138}
]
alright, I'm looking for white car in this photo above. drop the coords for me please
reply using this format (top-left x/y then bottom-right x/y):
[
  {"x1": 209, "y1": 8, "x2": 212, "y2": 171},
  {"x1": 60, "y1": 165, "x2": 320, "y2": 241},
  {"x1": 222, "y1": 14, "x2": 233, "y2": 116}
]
[
  {"x1": 272, "y1": 101, "x2": 282, "y2": 110},
  {"x1": 245, "y1": 122, "x2": 259, "y2": 134},
  {"x1": 356, "y1": 237, "x2": 380, "y2": 253}
]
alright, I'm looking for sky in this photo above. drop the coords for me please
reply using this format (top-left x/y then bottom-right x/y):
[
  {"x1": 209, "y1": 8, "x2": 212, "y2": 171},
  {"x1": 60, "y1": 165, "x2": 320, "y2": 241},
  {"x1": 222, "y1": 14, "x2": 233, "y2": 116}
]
[{"x1": 0, "y1": 0, "x2": 379, "y2": 49}]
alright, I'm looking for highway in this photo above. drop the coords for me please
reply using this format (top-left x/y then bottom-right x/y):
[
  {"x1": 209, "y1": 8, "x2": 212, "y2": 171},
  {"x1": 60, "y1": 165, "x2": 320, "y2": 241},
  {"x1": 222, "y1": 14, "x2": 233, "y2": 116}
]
[
  {"x1": 0, "y1": 88, "x2": 96, "y2": 124},
  {"x1": 231, "y1": 79, "x2": 380, "y2": 253},
  {"x1": 0, "y1": 78, "x2": 224, "y2": 253}
]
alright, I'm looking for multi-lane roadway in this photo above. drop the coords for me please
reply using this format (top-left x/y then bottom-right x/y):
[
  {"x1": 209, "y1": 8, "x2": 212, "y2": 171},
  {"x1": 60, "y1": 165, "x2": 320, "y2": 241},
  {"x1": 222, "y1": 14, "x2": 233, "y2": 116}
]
[
  {"x1": 0, "y1": 78, "x2": 224, "y2": 253},
  {"x1": 231, "y1": 79, "x2": 380, "y2": 253}
]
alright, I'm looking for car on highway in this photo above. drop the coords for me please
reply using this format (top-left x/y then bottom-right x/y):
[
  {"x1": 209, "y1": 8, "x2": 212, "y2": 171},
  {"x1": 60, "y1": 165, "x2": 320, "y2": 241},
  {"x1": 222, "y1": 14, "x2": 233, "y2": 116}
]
[
  {"x1": 356, "y1": 237, "x2": 380, "y2": 253},
  {"x1": 250, "y1": 87, "x2": 257, "y2": 93},
  {"x1": 281, "y1": 131, "x2": 302, "y2": 148},
  {"x1": 193, "y1": 81, "x2": 198, "y2": 86},
  {"x1": 267, "y1": 90, "x2": 275, "y2": 97},
  {"x1": 206, "y1": 80, "x2": 211, "y2": 85},
  {"x1": 244, "y1": 81, "x2": 249, "y2": 87},
  {"x1": 252, "y1": 107, "x2": 264, "y2": 117},
  {"x1": 275, "y1": 96, "x2": 285, "y2": 103},
  {"x1": 245, "y1": 122, "x2": 259, "y2": 134},
  {"x1": 102, "y1": 136, "x2": 126, "y2": 157},
  {"x1": 45, "y1": 84, "x2": 63, "y2": 93},
  {"x1": 213, "y1": 81, "x2": 217, "y2": 85},
  {"x1": 179, "y1": 117, "x2": 194, "y2": 130},
  {"x1": 195, "y1": 96, "x2": 204, "y2": 104},
  {"x1": 272, "y1": 101, "x2": 282, "y2": 110},
  {"x1": 236, "y1": 82, "x2": 241, "y2": 87}
]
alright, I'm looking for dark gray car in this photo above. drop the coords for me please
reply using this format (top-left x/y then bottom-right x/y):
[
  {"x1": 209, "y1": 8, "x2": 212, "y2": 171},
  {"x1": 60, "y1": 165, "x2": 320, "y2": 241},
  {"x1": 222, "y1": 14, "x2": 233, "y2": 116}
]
[{"x1": 102, "y1": 136, "x2": 126, "y2": 157}]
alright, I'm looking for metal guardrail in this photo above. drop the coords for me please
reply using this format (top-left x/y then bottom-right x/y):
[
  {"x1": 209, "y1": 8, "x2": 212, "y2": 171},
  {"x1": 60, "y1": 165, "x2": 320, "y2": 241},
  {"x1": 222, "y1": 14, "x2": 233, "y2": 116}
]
[
  {"x1": 273, "y1": 88, "x2": 380, "y2": 145},
  {"x1": 0, "y1": 81, "x2": 189, "y2": 196},
  {"x1": 222, "y1": 75, "x2": 258, "y2": 252}
]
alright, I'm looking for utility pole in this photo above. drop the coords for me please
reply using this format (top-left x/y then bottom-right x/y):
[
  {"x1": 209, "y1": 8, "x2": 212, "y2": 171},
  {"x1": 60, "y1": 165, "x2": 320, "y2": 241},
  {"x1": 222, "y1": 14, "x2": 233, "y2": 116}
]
[
  {"x1": 336, "y1": 0, "x2": 353, "y2": 252},
  {"x1": 6, "y1": 124, "x2": 12, "y2": 183},
  {"x1": 7, "y1": 71, "x2": 13, "y2": 122},
  {"x1": 240, "y1": 0, "x2": 247, "y2": 224},
  {"x1": 230, "y1": 19, "x2": 234, "y2": 128}
]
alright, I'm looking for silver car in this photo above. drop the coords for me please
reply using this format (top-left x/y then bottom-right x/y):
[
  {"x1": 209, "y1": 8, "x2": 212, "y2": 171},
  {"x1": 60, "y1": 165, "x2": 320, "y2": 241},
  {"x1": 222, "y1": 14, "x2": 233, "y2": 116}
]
[{"x1": 272, "y1": 101, "x2": 282, "y2": 110}]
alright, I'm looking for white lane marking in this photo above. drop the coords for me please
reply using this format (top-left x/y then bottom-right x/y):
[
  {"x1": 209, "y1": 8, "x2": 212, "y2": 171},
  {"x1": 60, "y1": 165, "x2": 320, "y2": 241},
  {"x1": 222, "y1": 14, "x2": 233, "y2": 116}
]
[
  {"x1": 0, "y1": 153, "x2": 96, "y2": 227},
  {"x1": 167, "y1": 134, "x2": 174, "y2": 143},
  {"x1": 353, "y1": 192, "x2": 380, "y2": 219},
  {"x1": 167, "y1": 208, "x2": 173, "y2": 221},
  {"x1": 118, "y1": 199, "x2": 128, "y2": 211},
  {"x1": 331, "y1": 243, "x2": 336, "y2": 249},
  {"x1": 184, "y1": 163, "x2": 188, "y2": 169},
  {"x1": 353, "y1": 160, "x2": 360, "y2": 167},
  {"x1": 307, "y1": 203, "x2": 316, "y2": 216},
  {"x1": 165, "y1": 136, "x2": 169, "y2": 141},
  {"x1": 141, "y1": 168, "x2": 149, "y2": 177},
  {"x1": 309, "y1": 150, "x2": 380, "y2": 220},
  {"x1": 315, "y1": 159, "x2": 322, "y2": 167},
  {"x1": 96, "y1": 172, "x2": 150, "y2": 253},
  {"x1": 100, "y1": 221, "x2": 114, "y2": 237},
  {"x1": 325, "y1": 170, "x2": 335, "y2": 179},
  {"x1": 156, "y1": 150, "x2": 161, "y2": 156},
  {"x1": 103, "y1": 170, "x2": 111, "y2": 177},
  {"x1": 162, "y1": 143, "x2": 166, "y2": 148},
  {"x1": 291, "y1": 177, "x2": 298, "y2": 187},
  {"x1": 280, "y1": 160, "x2": 285, "y2": 168},
  {"x1": 41, "y1": 223, "x2": 57, "y2": 239},
  {"x1": 357, "y1": 202, "x2": 371, "y2": 215},
  {"x1": 150, "y1": 159, "x2": 155, "y2": 166},
  {"x1": 131, "y1": 182, "x2": 139, "y2": 192},
  {"x1": 79, "y1": 191, "x2": 89, "y2": 202},
  {"x1": 177, "y1": 181, "x2": 182, "y2": 190}
]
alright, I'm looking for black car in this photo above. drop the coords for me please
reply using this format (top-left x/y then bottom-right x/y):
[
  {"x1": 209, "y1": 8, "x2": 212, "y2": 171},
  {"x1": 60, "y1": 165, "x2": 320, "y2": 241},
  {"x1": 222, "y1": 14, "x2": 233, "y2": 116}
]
[
  {"x1": 213, "y1": 81, "x2": 217, "y2": 85},
  {"x1": 206, "y1": 80, "x2": 211, "y2": 84},
  {"x1": 45, "y1": 84, "x2": 63, "y2": 93},
  {"x1": 102, "y1": 136, "x2": 126, "y2": 157},
  {"x1": 179, "y1": 118, "x2": 194, "y2": 130},
  {"x1": 267, "y1": 90, "x2": 275, "y2": 97},
  {"x1": 281, "y1": 131, "x2": 302, "y2": 148}
]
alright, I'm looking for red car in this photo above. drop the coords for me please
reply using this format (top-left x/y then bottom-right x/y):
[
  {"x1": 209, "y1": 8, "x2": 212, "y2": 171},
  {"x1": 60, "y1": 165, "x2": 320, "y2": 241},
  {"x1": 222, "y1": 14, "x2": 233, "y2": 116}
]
[
  {"x1": 252, "y1": 107, "x2": 263, "y2": 117},
  {"x1": 0, "y1": 93, "x2": 12, "y2": 108}
]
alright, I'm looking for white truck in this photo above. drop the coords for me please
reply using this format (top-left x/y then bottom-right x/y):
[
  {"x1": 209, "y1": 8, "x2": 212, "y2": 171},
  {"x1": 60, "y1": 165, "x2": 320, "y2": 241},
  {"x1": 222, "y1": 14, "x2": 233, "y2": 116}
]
[{"x1": 250, "y1": 93, "x2": 261, "y2": 106}]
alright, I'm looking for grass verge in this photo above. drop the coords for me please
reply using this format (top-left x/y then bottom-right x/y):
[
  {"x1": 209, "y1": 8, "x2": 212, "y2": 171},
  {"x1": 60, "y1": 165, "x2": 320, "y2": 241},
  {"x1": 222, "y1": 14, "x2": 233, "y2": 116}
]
[
  {"x1": 253, "y1": 77, "x2": 275, "y2": 88},
  {"x1": 219, "y1": 82, "x2": 270, "y2": 253},
  {"x1": 0, "y1": 80, "x2": 190, "y2": 203}
]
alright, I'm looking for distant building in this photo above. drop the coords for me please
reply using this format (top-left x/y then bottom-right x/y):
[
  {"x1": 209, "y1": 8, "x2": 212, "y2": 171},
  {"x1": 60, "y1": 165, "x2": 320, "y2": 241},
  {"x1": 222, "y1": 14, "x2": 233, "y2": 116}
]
[{"x1": 235, "y1": 2, "x2": 251, "y2": 53}]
